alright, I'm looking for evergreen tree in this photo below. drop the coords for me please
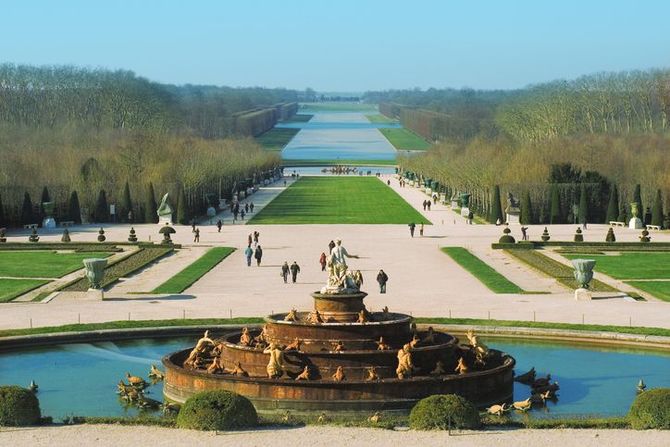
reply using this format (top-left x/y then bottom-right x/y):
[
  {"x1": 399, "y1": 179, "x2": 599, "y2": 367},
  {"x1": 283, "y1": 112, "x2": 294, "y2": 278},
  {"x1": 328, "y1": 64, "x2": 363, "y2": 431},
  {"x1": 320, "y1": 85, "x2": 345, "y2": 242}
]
[
  {"x1": 40, "y1": 186, "x2": 51, "y2": 203},
  {"x1": 21, "y1": 192, "x2": 34, "y2": 225},
  {"x1": 520, "y1": 191, "x2": 533, "y2": 224},
  {"x1": 68, "y1": 190, "x2": 81, "y2": 223},
  {"x1": 651, "y1": 189, "x2": 664, "y2": 227},
  {"x1": 489, "y1": 185, "x2": 503, "y2": 223},
  {"x1": 0, "y1": 194, "x2": 5, "y2": 227},
  {"x1": 549, "y1": 184, "x2": 561, "y2": 224},
  {"x1": 145, "y1": 182, "x2": 158, "y2": 223},
  {"x1": 94, "y1": 189, "x2": 109, "y2": 223},
  {"x1": 122, "y1": 181, "x2": 133, "y2": 222},
  {"x1": 633, "y1": 184, "x2": 643, "y2": 219},
  {"x1": 578, "y1": 183, "x2": 588, "y2": 225},
  {"x1": 176, "y1": 186, "x2": 189, "y2": 225},
  {"x1": 605, "y1": 185, "x2": 619, "y2": 223}
]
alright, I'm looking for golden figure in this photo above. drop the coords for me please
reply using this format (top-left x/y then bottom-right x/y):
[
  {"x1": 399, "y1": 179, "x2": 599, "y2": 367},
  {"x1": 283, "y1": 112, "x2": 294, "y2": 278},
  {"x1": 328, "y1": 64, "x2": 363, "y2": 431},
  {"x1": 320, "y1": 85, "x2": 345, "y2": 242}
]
[
  {"x1": 382, "y1": 306, "x2": 389, "y2": 314},
  {"x1": 230, "y1": 361, "x2": 248, "y2": 377},
  {"x1": 357, "y1": 309, "x2": 368, "y2": 324},
  {"x1": 409, "y1": 334, "x2": 421, "y2": 349},
  {"x1": 239, "y1": 327, "x2": 252, "y2": 346},
  {"x1": 396, "y1": 344, "x2": 414, "y2": 379},
  {"x1": 284, "y1": 309, "x2": 298, "y2": 322},
  {"x1": 285, "y1": 337, "x2": 301, "y2": 351},
  {"x1": 148, "y1": 364, "x2": 165, "y2": 380},
  {"x1": 376, "y1": 336, "x2": 391, "y2": 350},
  {"x1": 366, "y1": 366, "x2": 380, "y2": 381},
  {"x1": 307, "y1": 310, "x2": 323, "y2": 324},
  {"x1": 512, "y1": 398, "x2": 532, "y2": 412},
  {"x1": 430, "y1": 361, "x2": 446, "y2": 375},
  {"x1": 486, "y1": 403, "x2": 509, "y2": 416},
  {"x1": 332, "y1": 366, "x2": 345, "y2": 382},
  {"x1": 465, "y1": 329, "x2": 489, "y2": 363},
  {"x1": 183, "y1": 330, "x2": 215, "y2": 368},
  {"x1": 126, "y1": 372, "x2": 147, "y2": 389},
  {"x1": 455, "y1": 357, "x2": 469, "y2": 375},
  {"x1": 207, "y1": 357, "x2": 223, "y2": 374},
  {"x1": 263, "y1": 343, "x2": 284, "y2": 378},
  {"x1": 295, "y1": 366, "x2": 311, "y2": 381},
  {"x1": 333, "y1": 340, "x2": 345, "y2": 352},
  {"x1": 368, "y1": 412, "x2": 382, "y2": 423},
  {"x1": 253, "y1": 324, "x2": 269, "y2": 348}
]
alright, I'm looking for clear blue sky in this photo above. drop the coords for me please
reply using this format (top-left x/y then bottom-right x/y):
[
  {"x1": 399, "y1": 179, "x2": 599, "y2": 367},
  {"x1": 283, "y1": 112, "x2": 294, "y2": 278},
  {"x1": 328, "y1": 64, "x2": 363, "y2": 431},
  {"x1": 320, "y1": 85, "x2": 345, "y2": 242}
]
[{"x1": 2, "y1": 0, "x2": 668, "y2": 91}]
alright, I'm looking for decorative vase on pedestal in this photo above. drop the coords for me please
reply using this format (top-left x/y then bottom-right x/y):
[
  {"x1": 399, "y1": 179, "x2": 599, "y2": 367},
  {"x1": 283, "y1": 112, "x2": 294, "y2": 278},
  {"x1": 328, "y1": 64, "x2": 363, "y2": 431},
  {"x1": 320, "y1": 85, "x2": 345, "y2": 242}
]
[
  {"x1": 571, "y1": 258, "x2": 596, "y2": 301},
  {"x1": 83, "y1": 258, "x2": 107, "y2": 290}
]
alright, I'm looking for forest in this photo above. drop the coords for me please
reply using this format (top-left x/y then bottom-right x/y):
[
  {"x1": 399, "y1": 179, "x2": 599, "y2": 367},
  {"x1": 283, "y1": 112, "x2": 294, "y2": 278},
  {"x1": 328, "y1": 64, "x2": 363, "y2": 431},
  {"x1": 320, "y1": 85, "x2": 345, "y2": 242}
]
[{"x1": 0, "y1": 64, "x2": 295, "y2": 227}]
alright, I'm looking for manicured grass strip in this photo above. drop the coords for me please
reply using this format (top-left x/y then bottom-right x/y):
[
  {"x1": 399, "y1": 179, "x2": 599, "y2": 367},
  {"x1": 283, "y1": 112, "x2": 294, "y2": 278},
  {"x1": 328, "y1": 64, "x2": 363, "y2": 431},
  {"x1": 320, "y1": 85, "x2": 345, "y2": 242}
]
[
  {"x1": 255, "y1": 127, "x2": 300, "y2": 150},
  {"x1": 152, "y1": 247, "x2": 234, "y2": 293},
  {"x1": 0, "y1": 279, "x2": 49, "y2": 303},
  {"x1": 281, "y1": 159, "x2": 397, "y2": 167},
  {"x1": 379, "y1": 128, "x2": 431, "y2": 150},
  {"x1": 442, "y1": 247, "x2": 524, "y2": 293},
  {"x1": 365, "y1": 114, "x2": 396, "y2": 123},
  {"x1": 0, "y1": 251, "x2": 111, "y2": 278},
  {"x1": 563, "y1": 252, "x2": 670, "y2": 280},
  {"x1": 248, "y1": 177, "x2": 428, "y2": 224},
  {"x1": 505, "y1": 249, "x2": 617, "y2": 292},
  {"x1": 285, "y1": 114, "x2": 313, "y2": 122},
  {"x1": 625, "y1": 281, "x2": 670, "y2": 302}
]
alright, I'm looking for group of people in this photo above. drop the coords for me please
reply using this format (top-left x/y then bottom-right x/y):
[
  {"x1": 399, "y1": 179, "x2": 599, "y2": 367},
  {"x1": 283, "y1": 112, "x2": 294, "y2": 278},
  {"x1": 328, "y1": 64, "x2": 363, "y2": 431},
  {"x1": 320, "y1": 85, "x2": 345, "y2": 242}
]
[
  {"x1": 230, "y1": 201, "x2": 255, "y2": 223},
  {"x1": 243, "y1": 231, "x2": 262, "y2": 266},
  {"x1": 280, "y1": 261, "x2": 301, "y2": 283},
  {"x1": 422, "y1": 199, "x2": 432, "y2": 211},
  {"x1": 407, "y1": 222, "x2": 425, "y2": 237}
]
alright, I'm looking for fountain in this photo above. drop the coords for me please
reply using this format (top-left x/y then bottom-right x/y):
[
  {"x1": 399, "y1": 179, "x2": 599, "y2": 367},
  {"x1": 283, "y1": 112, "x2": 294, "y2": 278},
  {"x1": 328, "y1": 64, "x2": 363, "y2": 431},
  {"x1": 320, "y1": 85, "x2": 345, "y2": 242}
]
[{"x1": 163, "y1": 239, "x2": 515, "y2": 413}]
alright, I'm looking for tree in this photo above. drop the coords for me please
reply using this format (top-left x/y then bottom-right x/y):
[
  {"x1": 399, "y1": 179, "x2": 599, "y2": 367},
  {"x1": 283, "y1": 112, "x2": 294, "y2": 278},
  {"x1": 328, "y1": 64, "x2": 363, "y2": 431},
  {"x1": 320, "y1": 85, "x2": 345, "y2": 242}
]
[
  {"x1": 633, "y1": 184, "x2": 643, "y2": 220},
  {"x1": 520, "y1": 191, "x2": 533, "y2": 224},
  {"x1": 651, "y1": 189, "x2": 664, "y2": 227},
  {"x1": 94, "y1": 189, "x2": 109, "y2": 223},
  {"x1": 68, "y1": 190, "x2": 82, "y2": 223},
  {"x1": 489, "y1": 185, "x2": 503, "y2": 223},
  {"x1": 578, "y1": 183, "x2": 588, "y2": 225},
  {"x1": 605, "y1": 185, "x2": 619, "y2": 223},
  {"x1": 176, "y1": 186, "x2": 189, "y2": 225},
  {"x1": 40, "y1": 186, "x2": 51, "y2": 203},
  {"x1": 145, "y1": 182, "x2": 158, "y2": 223},
  {"x1": 0, "y1": 194, "x2": 5, "y2": 227},
  {"x1": 549, "y1": 184, "x2": 561, "y2": 224},
  {"x1": 122, "y1": 181, "x2": 133, "y2": 222},
  {"x1": 20, "y1": 192, "x2": 34, "y2": 225}
]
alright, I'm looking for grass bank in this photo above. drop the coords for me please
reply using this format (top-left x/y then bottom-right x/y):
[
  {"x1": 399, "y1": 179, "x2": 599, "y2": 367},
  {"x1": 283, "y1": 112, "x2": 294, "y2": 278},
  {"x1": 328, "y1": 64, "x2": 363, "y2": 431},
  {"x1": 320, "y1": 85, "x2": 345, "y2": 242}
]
[
  {"x1": 379, "y1": 128, "x2": 431, "y2": 150},
  {"x1": 256, "y1": 128, "x2": 300, "y2": 151},
  {"x1": 0, "y1": 279, "x2": 49, "y2": 303},
  {"x1": 365, "y1": 114, "x2": 397, "y2": 123},
  {"x1": 0, "y1": 250, "x2": 111, "y2": 278},
  {"x1": 152, "y1": 247, "x2": 235, "y2": 294},
  {"x1": 442, "y1": 247, "x2": 524, "y2": 293}
]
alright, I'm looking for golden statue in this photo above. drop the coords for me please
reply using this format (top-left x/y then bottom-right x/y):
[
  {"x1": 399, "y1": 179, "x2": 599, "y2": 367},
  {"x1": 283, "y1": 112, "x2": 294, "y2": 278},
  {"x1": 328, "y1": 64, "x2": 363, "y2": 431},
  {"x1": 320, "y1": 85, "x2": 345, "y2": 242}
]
[
  {"x1": 455, "y1": 357, "x2": 469, "y2": 375},
  {"x1": 396, "y1": 344, "x2": 414, "y2": 379},
  {"x1": 295, "y1": 366, "x2": 311, "y2": 381},
  {"x1": 486, "y1": 403, "x2": 509, "y2": 416},
  {"x1": 230, "y1": 361, "x2": 249, "y2": 377},
  {"x1": 465, "y1": 329, "x2": 489, "y2": 363},
  {"x1": 376, "y1": 336, "x2": 391, "y2": 350},
  {"x1": 239, "y1": 327, "x2": 252, "y2": 346},
  {"x1": 365, "y1": 366, "x2": 379, "y2": 381},
  {"x1": 285, "y1": 337, "x2": 302, "y2": 351},
  {"x1": 422, "y1": 327, "x2": 435, "y2": 344},
  {"x1": 263, "y1": 343, "x2": 284, "y2": 378},
  {"x1": 368, "y1": 411, "x2": 382, "y2": 423},
  {"x1": 183, "y1": 330, "x2": 215, "y2": 368},
  {"x1": 382, "y1": 306, "x2": 389, "y2": 314},
  {"x1": 430, "y1": 361, "x2": 446, "y2": 375},
  {"x1": 332, "y1": 366, "x2": 346, "y2": 382},
  {"x1": 207, "y1": 357, "x2": 223, "y2": 374},
  {"x1": 512, "y1": 398, "x2": 531, "y2": 412},
  {"x1": 357, "y1": 309, "x2": 368, "y2": 324},
  {"x1": 253, "y1": 324, "x2": 269, "y2": 348},
  {"x1": 409, "y1": 334, "x2": 421, "y2": 349},
  {"x1": 284, "y1": 309, "x2": 298, "y2": 322},
  {"x1": 333, "y1": 340, "x2": 345, "y2": 352},
  {"x1": 148, "y1": 364, "x2": 165, "y2": 380},
  {"x1": 126, "y1": 372, "x2": 148, "y2": 389},
  {"x1": 307, "y1": 310, "x2": 323, "y2": 324}
]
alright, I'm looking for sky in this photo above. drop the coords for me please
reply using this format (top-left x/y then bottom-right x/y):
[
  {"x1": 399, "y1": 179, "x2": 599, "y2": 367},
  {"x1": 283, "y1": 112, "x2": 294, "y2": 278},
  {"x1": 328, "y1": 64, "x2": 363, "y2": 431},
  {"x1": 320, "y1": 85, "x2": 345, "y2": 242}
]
[{"x1": 1, "y1": 0, "x2": 669, "y2": 92}]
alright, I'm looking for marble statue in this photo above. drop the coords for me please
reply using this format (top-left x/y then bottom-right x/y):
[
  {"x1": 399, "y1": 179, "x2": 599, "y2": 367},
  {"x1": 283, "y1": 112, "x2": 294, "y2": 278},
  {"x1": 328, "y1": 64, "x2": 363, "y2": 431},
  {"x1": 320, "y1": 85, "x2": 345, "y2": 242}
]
[
  {"x1": 263, "y1": 343, "x2": 284, "y2": 378},
  {"x1": 396, "y1": 344, "x2": 414, "y2": 379},
  {"x1": 83, "y1": 258, "x2": 107, "y2": 290},
  {"x1": 157, "y1": 193, "x2": 173, "y2": 224},
  {"x1": 321, "y1": 239, "x2": 360, "y2": 294}
]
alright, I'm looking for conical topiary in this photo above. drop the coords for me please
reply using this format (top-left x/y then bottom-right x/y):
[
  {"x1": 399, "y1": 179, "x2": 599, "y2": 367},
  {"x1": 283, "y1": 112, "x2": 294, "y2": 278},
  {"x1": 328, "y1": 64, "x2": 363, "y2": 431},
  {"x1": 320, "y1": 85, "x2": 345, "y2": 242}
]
[
  {"x1": 651, "y1": 189, "x2": 664, "y2": 228},
  {"x1": 639, "y1": 228, "x2": 650, "y2": 243},
  {"x1": 128, "y1": 227, "x2": 138, "y2": 243},
  {"x1": 0, "y1": 228, "x2": 7, "y2": 243},
  {"x1": 605, "y1": 185, "x2": 619, "y2": 223},
  {"x1": 541, "y1": 227, "x2": 550, "y2": 242},
  {"x1": 605, "y1": 227, "x2": 616, "y2": 243},
  {"x1": 574, "y1": 227, "x2": 583, "y2": 242},
  {"x1": 97, "y1": 227, "x2": 106, "y2": 242},
  {"x1": 61, "y1": 229, "x2": 71, "y2": 243},
  {"x1": 28, "y1": 228, "x2": 39, "y2": 243},
  {"x1": 498, "y1": 226, "x2": 515, "y2": 243}
]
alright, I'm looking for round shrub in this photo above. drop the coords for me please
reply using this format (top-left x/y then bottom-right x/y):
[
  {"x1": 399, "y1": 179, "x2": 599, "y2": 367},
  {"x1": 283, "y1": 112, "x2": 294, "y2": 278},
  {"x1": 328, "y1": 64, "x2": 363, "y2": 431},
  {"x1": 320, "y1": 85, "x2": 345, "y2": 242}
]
[
  {"x1": 0, "y1": 385, "x2": 41, "y2": 426},
  {"x1": 409, "y1": 394, "x2": 481, "y2": 430},
  {"x1": 629, "y1": 388, "x2": 670, "y2": 429},
  {"x1": 176, "y1": 390, "x2": 257, "y2": 431}
]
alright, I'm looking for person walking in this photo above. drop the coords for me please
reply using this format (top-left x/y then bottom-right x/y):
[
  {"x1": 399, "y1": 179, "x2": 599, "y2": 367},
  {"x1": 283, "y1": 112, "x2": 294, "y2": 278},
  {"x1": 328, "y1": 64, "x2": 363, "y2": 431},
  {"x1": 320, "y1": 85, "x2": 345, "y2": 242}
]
[
  {"x1": 191, "y1": 219, "x2": 196, "y2": 233},
  {"x1": 422, "y1": 200, "x2": 427, "y2": 211},
  {"x1": 319, "y1": 252, "x2": 327, "y2": 271},
  {"x1": 408, "y1": 222, "x2": 416, "y2": 237},
  {"x1": 250, "y1": 202, "x2": 255, "y2": 213},
  {"x1": 253, "y1": 231, "x2": 260, "y2": 246},
  {"x1": 216, "y1": 219, "x2": 223, "y2": 232},
  {"x1": 427, "y1": 201, "x2": 431, "y2": 211},
  {"x1": 244, "y1": 245, "x2": 253, "y2": 266},
  {"x1": 290, "y1": 261, "x2": 301, "y2": 283},
  {"x1": 248, "y1": 233, "x2": 253, "y2": 246},
  {"x1": 419, "y1": 223, "x2": 424, "y2": 237},
  {"x1": 240, "y1": 209, "x2": 246, "y2": 221},
  {"x1": 245, "y1": 203, "x2": 249, "y2": 213},
  {"x1": 193, "y1": 228, "x2": 200, "y2": 243},
  {"x1": 254, "y1": 245, "x2": 263, "y2": 266},
  {"x1": 521, "y1": 226, "x2": 528, "y2": 241},
  {"x1": 281, "y1": 261, "x2": 289, "y2": 283},
  {"x1": 328, "y1": 240, "x2": 336, "y2": 253},
  {"x1": 377, "y1": 269, "x2": 389, "y2": 294}
]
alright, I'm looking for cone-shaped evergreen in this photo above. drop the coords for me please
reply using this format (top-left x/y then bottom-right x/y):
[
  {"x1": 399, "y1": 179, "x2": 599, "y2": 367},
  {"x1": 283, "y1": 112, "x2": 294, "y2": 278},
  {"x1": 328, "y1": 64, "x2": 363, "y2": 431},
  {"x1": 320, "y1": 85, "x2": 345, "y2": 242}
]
[
  {"x1": 176, "y1": 186, "x2": 189, "y2": 225},
  {"x1": 0, "y1": 194, "x2": 5, "y2": 227},
  {"x1": 94, "y1": 189, "x2": 109, "y2": 223},
  {"x1": 145, "y1": 182, "x2": 158, "y2": 223},
  {"x1": 40, "y1": 186, "x2": 51, "y2": 203},
  {"x1": 605, "y1": 185, "x2": 619, "y2": 223},
  {"x1": 21, "y1": 192, "x2": 34, "y2": 225},
  {"x1": 651, "y1": 189, "x2": 664, "y2": 227},
  {"x1": 549, "y1": 184, "x2": 561, "y2": 224},
  {"x1": 633, "y1": 184, "x2": 643, "y2": 219},
  {"x1": 122, "y1": 181, "x2": 133, "y2": 222},
  {"x1": 520, "y1": 191, "x2": 533, "y2": 224},
  {"x1": 578, "y1": 183, "x2": 588, "y2": 225},
  {"x1": 68, "y1": 190, "x2": 81, "y2": 223},
  {"x1": 489, "y1": 185, "x2": 503, "y2": 224}
]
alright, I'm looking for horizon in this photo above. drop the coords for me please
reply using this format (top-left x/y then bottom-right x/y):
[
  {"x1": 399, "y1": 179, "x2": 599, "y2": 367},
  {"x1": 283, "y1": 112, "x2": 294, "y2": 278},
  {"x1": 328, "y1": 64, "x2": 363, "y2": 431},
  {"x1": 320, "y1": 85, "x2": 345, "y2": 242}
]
[{"x1": 2, "y1": 0, "x2": 669, "y2": 92}]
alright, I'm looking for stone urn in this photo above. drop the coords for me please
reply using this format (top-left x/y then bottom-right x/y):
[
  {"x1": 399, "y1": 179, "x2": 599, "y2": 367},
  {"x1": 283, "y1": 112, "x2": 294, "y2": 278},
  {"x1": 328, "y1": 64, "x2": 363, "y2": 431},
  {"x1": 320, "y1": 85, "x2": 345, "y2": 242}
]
[
  {"x1": 572, "y1": 259, "x2": 596, "y2": 301},
  {"x1": 629, "y1": 202, "x2": 643, "y2": 229},
  {"x1": 83, "y1": 258, "x2": 107, "y2": 290}
]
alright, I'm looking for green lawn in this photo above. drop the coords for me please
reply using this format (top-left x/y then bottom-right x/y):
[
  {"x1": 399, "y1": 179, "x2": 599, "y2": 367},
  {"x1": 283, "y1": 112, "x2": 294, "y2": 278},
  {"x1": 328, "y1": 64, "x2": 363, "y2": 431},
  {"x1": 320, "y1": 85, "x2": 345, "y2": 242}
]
[
  {"x1": 365, "y1": 114, "x2": 396, "y2": 123},
  {"x1": 0, "y1": 279, "x2": 49, "y2": 303},
  {"x1": 625, "y1": 281, "x2": 670, "y2": 302},
  {"x1": 248, "y1": 177, "x2": 428, "y2": 224},
  {"x1": 256, "y1": 128, "x2": 300, "y2": 151},
  {"x1": 379, "y1": 128, "x2": 431, "y2": 151},
  {"x1": 0, "y1": 251, "x2": 111, "y2": 278},
  {"x1": 285, "y1": 114, "x2": 313, "y2": 122},
  {"x1": 282, "y1": 159, "x2": 397, "y2": 167},
  {"x1": 152, "y1": 247, "x2": 235, "y2": 294},
  {"x1": 442, "y1": 247, "x2": 524, "y2": 293},
  {"x1": 563, "y1": 252, "x2": 670, "y2": 280}
]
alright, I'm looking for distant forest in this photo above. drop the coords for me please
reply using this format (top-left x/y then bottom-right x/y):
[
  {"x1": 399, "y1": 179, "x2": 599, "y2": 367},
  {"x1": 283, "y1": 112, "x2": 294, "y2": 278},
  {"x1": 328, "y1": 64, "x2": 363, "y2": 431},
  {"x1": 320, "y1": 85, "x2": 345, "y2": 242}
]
[{"x1": 367, "y1": 69, "x2": 670, "y2": 225}]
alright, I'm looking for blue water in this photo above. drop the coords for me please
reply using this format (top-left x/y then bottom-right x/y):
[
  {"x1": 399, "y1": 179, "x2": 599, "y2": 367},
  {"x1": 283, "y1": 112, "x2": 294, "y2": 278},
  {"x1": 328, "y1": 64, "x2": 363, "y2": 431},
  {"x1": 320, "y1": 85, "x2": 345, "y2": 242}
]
[{"x1": 0, "y1": 336, "x2": 668, "y2": 420}]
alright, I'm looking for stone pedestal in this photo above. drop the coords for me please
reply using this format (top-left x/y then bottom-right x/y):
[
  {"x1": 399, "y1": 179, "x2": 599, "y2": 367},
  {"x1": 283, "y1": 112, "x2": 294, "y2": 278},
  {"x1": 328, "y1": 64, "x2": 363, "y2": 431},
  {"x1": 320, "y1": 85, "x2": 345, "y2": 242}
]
[
  {"x1": 506, "y1": 212, "x2": 520, "y2": 225},
  {"x1": 451, "y1": 200, "x2": 458, "y2": 208},
  {"x1": 574, "y1": 288, "x2": 592, "y2": 301},
  {"x1": 85, "y1": 288, "x2": 105, "y2": 300},
  {"x1": 160, "y1": 214, "x2": 173, "y2": 225},
  {"x1": 42, "y1": 217, "x2": 56, "y2": 229},
  {"x1": 629, "y1": 217, "x2": 643, "y2": 229}
]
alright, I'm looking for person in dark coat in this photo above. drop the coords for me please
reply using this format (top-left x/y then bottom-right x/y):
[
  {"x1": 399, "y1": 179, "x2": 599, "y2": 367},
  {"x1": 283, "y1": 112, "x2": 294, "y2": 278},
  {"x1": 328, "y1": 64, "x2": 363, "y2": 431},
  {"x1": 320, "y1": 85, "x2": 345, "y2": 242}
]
[
  {"x1": 328, "y1": 240, "x2": 336, "y2": 253},
  {"x1": 193, "y1": 228, "x2": 200, "y2": 243},
  {"x1": 281, "y1": 261, "x2": 289, "y2": 283},
  {"x1": 408, "y1": 222, "x2": 416, "y2": 237},
  {"x1": 254, "y1": 245, "x2": 263, "y2": 266},
  {"x1": 377, "y1": 269, "x2": 389, "y2": 293},
  {"x1": 216, "y1": 219, "x2": 223, "y2": 232},
  {"x1": 250, "y1": 202, "x2": 255, "y2": 213},
  {"x1": 290, "y1": 261, "x2": 301, "y2": 283},
  {"x1": 319, "y1": 252, "x2": 327, "y2": 271},
  {"x1": 240, "y1": 209, "x2": 245, "y2": 220},
  {"x1": 253, "y1": 231, "x2": 260, "y2": 245}
]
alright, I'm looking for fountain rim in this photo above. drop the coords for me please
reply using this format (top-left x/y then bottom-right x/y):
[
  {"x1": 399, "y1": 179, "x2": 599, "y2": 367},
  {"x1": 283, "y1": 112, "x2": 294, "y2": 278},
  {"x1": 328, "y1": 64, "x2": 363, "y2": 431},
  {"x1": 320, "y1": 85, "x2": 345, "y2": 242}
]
[{"x1": 264, "y1": 312, "x2": 412, "y2": 327}]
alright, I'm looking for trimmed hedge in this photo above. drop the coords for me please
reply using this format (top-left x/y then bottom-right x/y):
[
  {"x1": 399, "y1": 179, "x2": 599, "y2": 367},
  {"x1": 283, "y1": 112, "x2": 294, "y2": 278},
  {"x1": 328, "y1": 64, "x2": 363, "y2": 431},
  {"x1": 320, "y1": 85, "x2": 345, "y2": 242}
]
[
  {"x1": 409, "y1": 394, "x2": 480, "y2": 430},
  {"x1": 176, "y1": 390, "x2": 257, "y2": 431},
  {"x1": 0, "y1": 385, "x2": 41, "y2": 426},
  {"x1": 629, "y1": 388, "x2": 670, "y2": 429}
]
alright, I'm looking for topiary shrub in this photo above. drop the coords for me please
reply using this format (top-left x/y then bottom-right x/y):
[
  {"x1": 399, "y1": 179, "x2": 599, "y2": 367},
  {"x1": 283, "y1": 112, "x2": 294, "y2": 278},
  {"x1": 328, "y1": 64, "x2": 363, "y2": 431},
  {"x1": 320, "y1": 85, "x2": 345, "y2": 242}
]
[
  {"x1": 0, "y1": 385, "x2": 41, "y2": 426},
  {"x1": 629, "y1": 388, "x2": 670, "y2": 429},
  {"x1": 409, "y1": 394, "x2": 481, "y2": 430},
  {"x1": 176, "y1": 390, "x2": 257, "y2": 431}
]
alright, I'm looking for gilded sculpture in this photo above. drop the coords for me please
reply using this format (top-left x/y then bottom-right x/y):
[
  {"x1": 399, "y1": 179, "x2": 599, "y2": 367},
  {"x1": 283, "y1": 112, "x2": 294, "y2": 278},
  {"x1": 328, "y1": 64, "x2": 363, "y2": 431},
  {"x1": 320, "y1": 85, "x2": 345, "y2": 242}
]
[
  {"x1": 263, "y1": 343, "x2": 284, "y2": 378},
  {"x1": 396, "y1": 344, "x2": 414, "y2": 379},
  {"x1": 332, "y1": 366, "x2": 346, "y2": 382}
]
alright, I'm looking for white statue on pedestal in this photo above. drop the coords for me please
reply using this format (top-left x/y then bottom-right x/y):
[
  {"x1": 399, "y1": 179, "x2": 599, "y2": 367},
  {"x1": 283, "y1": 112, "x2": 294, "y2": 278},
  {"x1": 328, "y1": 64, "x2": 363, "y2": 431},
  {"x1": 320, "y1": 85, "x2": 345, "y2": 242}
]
[{"x1": 321, "y1": 239, "x2": 361, "y2": 294}]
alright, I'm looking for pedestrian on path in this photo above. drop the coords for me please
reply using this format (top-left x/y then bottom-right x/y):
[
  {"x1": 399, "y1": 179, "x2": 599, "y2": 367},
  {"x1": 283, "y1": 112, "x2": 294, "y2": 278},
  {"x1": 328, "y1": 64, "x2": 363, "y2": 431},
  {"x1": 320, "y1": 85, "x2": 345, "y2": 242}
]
[
  {"x1": 319, "y1": 252, "x2": 327, "y2": 271},
  {"x1": 240, "y1": 209, "x2": 246, "y2": 220},
  {"x1": 191, "y1": 219, "x2": 196, "y2": 233},
  {"x1": 250, "y1": 202, "x2": 255, "y2": 213},
  {"x1": 244, "y1": 245, "x2": 253, "y2": 266},
  {"x1": 254, "y1": 245, "x2": 263, "y2": 266},
  {"x1": 248, "y1": 233, "x2": 253, "y2": 246},
  {"x1": 193, "y1": 228, "x2": 200, "y2": 243},
  {"x1": 377, "y1": 269, "x2": 389, "y2": 294},
  {"x1": 245, "y1": 203, "x2": 249, "y2": 213},
  {"x1": 521, "y1": 226, "x2": 528, "y2": 241},
  {"x1": 290, "y1": 261, "x2": 301, "y2": 283},
  {"x1": 281, "y1": 261, "x2": 289, "y2": 283},
  {"x1": 422, "y1": 200, "x2": 427, "y2": 211},
  {"x1": 419, "y1": 223, "x2": 424, "y2": 237},
  {"x1": 328, "y1": 240, "x2": 336, "y2": 253},
  {"x1": 217, "y1": 219, "x2": 223, "y2": 232},
  {"x1": 433, "y1": 194, "x2": 438, "y2": 204},
  {"x1": 408, "y1": 222, "x2": 416, "y2": 237},
  {"x1": 253, "y1": 231, "x2": 260, "y2": 246}
]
